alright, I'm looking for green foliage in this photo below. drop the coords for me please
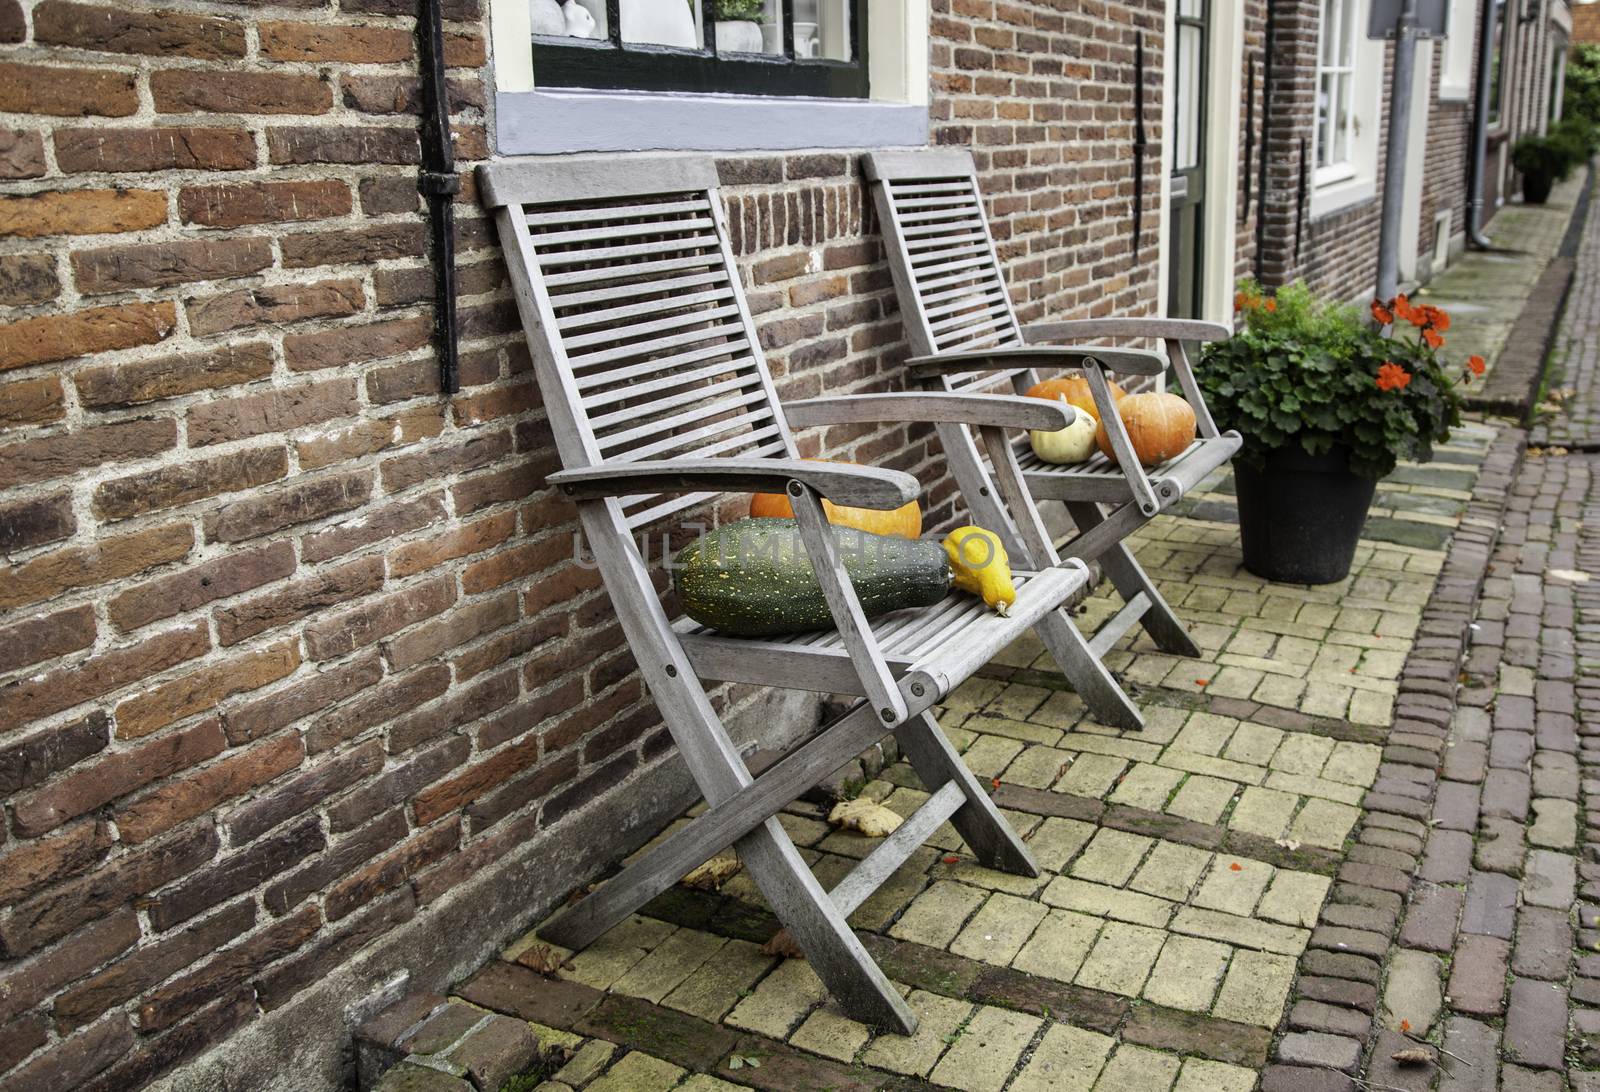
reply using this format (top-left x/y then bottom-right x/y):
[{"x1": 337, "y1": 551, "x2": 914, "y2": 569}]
[
  {"x1": 1512, "y1": 133, "x2": 1582, "y2": 182},
  {"x1": 1197, "y1": 280, "x2": 1464, "y2": 481},
  {"x1": 1567, "y1": 44, "x2": 1600, "y2": 128},
  {"x1": 1554, "y1": 115, "x2": 1600, "y2": 159},
  {"x1": 715, "y1": 0, "x2": 766, "y2": 19}
]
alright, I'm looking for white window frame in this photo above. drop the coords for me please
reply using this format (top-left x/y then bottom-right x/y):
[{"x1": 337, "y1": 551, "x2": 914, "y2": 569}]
[
  {"x1": 1312, "y1": 0, "x2": 1384, "y2": 218},
  {"x1": 1438, "y1": 0, "x2": 1476, "y2": 101},
  {"x1": 488, "y1": 0, "x2": 929, "y2": 155}
]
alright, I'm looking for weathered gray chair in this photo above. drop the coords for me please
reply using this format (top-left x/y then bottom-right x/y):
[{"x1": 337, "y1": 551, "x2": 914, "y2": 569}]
[
  {"x1": 479, "y1": 153, "x2": 1111, "y2": 1033},
  {"x1": 864, "y1": 149, "x2": 1243, "y2": 729}
]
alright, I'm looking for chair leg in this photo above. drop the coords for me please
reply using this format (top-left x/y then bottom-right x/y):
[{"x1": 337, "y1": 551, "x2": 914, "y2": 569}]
[
  {"x1": 1034, "y1": 607, "x2": 1145, "y2": 730},
  {"x1": 736, "y1": 817, "x2": 917, "y2": 1034},
  {"x1": 895, "y1": 712, "x2": 1039, "y2": 876},
  {"x1": 1067, "y1": 502, "x2": 1202, "y2": 659}
]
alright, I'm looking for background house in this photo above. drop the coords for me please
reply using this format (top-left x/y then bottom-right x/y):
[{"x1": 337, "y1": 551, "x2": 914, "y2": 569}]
[{"x1": 0, "y1": 1, "x2": 1575, "y2": 1089}]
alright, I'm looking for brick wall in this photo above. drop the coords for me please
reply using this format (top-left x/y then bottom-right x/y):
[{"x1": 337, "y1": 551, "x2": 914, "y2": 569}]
[
  {"x1": 1241, "y1": 1, "x2": 1483, "y2": 304},
  {"x1": 0, "y1": 1, "x2": 1166, "y2": 1088},
  {"x1": 1577, "y1": 2, "x2": 1600, "y2": 46}
]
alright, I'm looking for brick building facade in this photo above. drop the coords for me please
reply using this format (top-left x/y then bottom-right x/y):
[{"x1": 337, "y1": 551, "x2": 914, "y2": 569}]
[{"x1": 0, "y1": 0, "x2": 1575, "y2": 1089}]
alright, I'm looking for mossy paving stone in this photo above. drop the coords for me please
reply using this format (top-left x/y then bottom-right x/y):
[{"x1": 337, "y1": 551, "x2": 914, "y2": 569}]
[
  {"x1": 1356, "y1": 517, "x2": 1454, "y2": 551},
  {"x1": 573, "y1": 995, "x2": 739, "y2": 1072},
  {"x1": 966, "y1": 965, "x2": 1126, "y2": 1034},
  {"x1": 989, "y1": 783, "x2": 1105, "y2": 823},
  {"x1": 643, "y1": 887, "x2": 780, "y2": 945},
  {"x1": 715, "y1": 1035, "x2": 886, "y2": 1092},
  {"x1": 454, "y1": 963, "x2": 603, "y2": 1028},
  {"x1": 857, "y1": 933, "x2": 981, "y2": 998},
  {"x1": 1119, "y1": 1004, "x2": 1272, "y2": 1068},
  {"x1": 1221, "y1": 830, "x2": 1341, "y2": 876},
  {"x1": 1099, "y1": 803, "x2": 1224, "y2": 852}
]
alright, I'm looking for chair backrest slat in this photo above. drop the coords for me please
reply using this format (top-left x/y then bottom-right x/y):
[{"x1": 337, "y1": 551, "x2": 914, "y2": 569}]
[
  {"x1": 482, "y1": 154, "x2": 797, "y2": 532},
  {"x1": 864, "y1": 150, "x2": 1030, "y2": 394}
]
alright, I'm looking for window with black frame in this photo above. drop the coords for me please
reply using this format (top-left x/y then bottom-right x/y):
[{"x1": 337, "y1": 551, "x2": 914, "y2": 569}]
[{"x1": 529, "y1": 0, "x2": 868, "y2": 98}]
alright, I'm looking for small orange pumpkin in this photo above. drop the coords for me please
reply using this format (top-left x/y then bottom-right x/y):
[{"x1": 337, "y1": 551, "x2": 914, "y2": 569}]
[
  {"x1": 1094, "y1": 392, "x2": 1197, "y2": 467},
  {"x1": 749, "y1": 461, "x2": 923, "y2": 539},
  {"x1": 1026, "y1": 375, "x2": 1126, "y2": 420}
]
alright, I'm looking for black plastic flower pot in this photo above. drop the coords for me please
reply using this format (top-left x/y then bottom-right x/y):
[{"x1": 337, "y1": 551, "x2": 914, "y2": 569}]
[
  {"x1": 1523, "y1": 170, "x2": 1555, "y2": 205},
  {"x1": 1233, "y1": 445, "x2": 1377, "y2": 585}
]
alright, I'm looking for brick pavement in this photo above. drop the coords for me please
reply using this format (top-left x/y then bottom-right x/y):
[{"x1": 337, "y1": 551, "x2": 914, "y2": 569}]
[{"x1": 362, "y1": 195, "x2": 1600, "y2": 1092}]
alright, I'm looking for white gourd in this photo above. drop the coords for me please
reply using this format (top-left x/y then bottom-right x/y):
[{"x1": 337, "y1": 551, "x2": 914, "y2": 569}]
[{"x1": 1029, "y1": 401, "x2": 1098, "y2": 464}]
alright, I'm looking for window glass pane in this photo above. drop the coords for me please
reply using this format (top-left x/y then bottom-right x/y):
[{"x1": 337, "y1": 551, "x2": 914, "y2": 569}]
[
  {"x1": 715, "y1": 0, "x2": 784, "y2": 55},
  {"x1": 796, "y1": 0, "x2": 851, "y2": 61},
  {"x1": 617, "y1": 0, "x2": 701, "y2": 48},
  {"x1": 1176, "y1": 23, "x2": 1202, "y2": 170},
  {"x1": 1321, "y1": 0, "x2": 1339, "y2": 66}
]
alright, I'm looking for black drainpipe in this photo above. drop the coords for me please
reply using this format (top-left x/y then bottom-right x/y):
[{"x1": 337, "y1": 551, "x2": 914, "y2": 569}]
[
  {"x1": 1466, "y1": 0, "x2": 1498, "y2": 248},
  {"x1": 417, "y1": 0, "x2": 461, "y2": 394},
  {"x1": 1254, "y1": 1, "x2": 1278, "y2": 282}
]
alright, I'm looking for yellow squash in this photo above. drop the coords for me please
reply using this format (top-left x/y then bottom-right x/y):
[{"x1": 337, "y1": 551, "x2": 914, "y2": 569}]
[{"x1": 942, "y1": 526, "x2": 1015, "y2": 615}]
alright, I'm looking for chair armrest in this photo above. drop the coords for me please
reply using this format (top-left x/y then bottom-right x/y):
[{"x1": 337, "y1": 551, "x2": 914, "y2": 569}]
[
  {"x1": 906, "y1": 346, "x2": 1165, "y2": 378},
  {"x1": 785, "y1": 392, "x2": 1075, "y2": 432},
  {"x1": 1022, "y1": 318, "x2": 1232, "y2": 345},
  {"x1": 548, "y1": 457, "x2": 919, "y2": 510}
]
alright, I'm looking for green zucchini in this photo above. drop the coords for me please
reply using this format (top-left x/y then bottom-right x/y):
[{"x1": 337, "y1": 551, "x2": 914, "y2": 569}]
[{"x1": 674, "y1": 517, "x2": 952, "y2": 637}]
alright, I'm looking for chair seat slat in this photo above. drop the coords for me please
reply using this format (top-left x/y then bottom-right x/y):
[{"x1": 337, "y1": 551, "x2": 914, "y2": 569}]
[
  {"x1": 922, "y1": 287, "x2": 1010, "y2": 320},
  {"x1": 563, "y1": 303, "x2": 743, "y2": 350},
  {"x1": 575, "y1": 345, "x2": 755, "y2": 391},
  {"x1": 536, "y1": 233, "x2": 721, "y2": 267},
  {"x1": 555, "y1": 285, "x2": 735, "y2": 331},
  {"x1": 532, "y1": 214, "x2": 716, "y2": 248},
  {"x1": 897, "y1": 217, "x2": 985, "y2": 239},
  {"x1": 906, "y1": 254, "x2": 993, "y2": 280},
  {"x1": 894, "y1": 206, "x2": 987, "y2": 226},
  {"x1": 596, "y1": 388, "x2": 772, "y2": 452},
  {"x1": 585, "y1": 357, "x2": 761, "y2": 409},
  {"x1": 589, "y1": 371, "x2": 763, "y2": 431},
  {"x1": 916, "y1": 266, "x2": 1009, "y2": 295},
  {"x1": 524, "y1": 197, "x2": 710, "y2": 226},
  {"x1": 567, "y1": 322, "x2": 746, "y2": 370},
  {"x1": 907, "y1": 242, "x2": 992, "y2": 267},
  {"x1": 887, "y1": 193, "x2": 978, "y2": 211},
  {"x1": 548, "y1": 269, "x2": 730, "y2": 310},
  {"x1": 885, "y1": 180, "x2": 972, "y2": 195},
  {"x1": 904, "y1": 230, "x2": 989, "y2": 253},
  {"x1": 542, "y1": 252, "x2": 724, "y2": 287}
]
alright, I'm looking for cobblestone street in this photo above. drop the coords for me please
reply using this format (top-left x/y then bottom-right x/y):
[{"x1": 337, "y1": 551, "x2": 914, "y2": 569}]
[{"x1": 361, "y1": 172, "x2": 1600, "y2": 1092}]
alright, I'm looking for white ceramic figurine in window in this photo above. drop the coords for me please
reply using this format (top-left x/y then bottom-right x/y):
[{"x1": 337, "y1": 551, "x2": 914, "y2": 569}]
[{"x1": 530, "y1": 0, "x2": 597, "y2": 37}]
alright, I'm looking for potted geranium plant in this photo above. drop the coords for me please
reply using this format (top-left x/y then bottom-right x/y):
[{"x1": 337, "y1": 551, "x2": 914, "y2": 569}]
[{"x1": 1198, "y1": 280, "x2": 1477, "y2": 584}]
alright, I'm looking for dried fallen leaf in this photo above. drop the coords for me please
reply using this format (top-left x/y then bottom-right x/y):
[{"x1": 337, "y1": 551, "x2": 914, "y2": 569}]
[
  {"x1": 762, "y1": 928, "x2": 805, "y2": 959},
  {"x1": 682, "y1": 852, "x2": 741, "y2": 891},
  {"x1": 1195, "y1": 678, "x2": 1210, "y2": 687},
  {"x1": 943, "y1": 855, "x2": 962, "y2": 864},
  {"x1": 518, "y1": 943, "x2": 563, "y2": 977},
  {"x1": 1391, "y1": 1047, "x2": 1436, "y2": 1066},
  {"x1": 829, "y1": 798, "x2": 905, "y2": 838},
  {"x1": 1229, "y1": 862, "x2": 1243, "y2": 872}
]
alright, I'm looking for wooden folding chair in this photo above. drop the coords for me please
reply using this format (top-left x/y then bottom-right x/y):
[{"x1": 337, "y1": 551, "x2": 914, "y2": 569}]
[
  {"x1": 864, "y1": 149, "x2": 1244, "y2": 730},
  {"x1": 478, "y1": 153, "x2": 1107, "y2": 1033}
]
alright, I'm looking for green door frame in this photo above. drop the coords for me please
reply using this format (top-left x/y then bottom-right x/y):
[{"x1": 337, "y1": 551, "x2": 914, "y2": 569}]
[{"x1": 1167, "y1": 0, "x2": 1208, "y2": 320}]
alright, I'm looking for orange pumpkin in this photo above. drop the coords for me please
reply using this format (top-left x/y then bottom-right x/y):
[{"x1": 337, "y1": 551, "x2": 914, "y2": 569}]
[
  {"x1": 1094, "y1": 392, "x2": 1197, "y2": 467},
  {"x1": 749, "y1": 462, "x2": 923, "y2": 539},
  {"x1": 1026, "y1": 375, "x2": 1126, "y2": 420}
]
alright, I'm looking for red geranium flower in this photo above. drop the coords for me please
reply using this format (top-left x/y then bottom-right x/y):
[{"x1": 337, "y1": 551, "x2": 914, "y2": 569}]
[
  {"x1": 1264, "y1": 298, "x2": 1277, "y2": 313},
  {"x1": 1422, "y1": 328, "x2": 1444, "y2": 350},
  {"x1": 1426, "y1": 306, "x2": 1450, "y2": 332},
  {"x1": 1467, "y1": 354, "x2": 1486, "y2": 375},
  {"x1": 1371, "y1": 300, "x2": 1394, "y2": 325},
  {"x1": 1376, "y1": 362, "x2": 1412, "y2": 391}
]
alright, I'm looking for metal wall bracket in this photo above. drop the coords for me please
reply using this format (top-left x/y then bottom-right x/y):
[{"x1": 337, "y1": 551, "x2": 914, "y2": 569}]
[{"x1": 417, "y1": 0, "x2": 461, "y2": 394}]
